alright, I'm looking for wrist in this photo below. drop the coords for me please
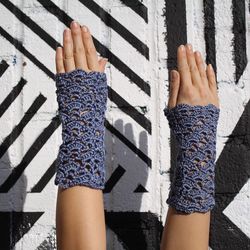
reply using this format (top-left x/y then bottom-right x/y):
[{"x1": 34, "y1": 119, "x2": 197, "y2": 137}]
[
  {"x1": 54, "y1": 69, "x2": 108, "y2": 190},
  {"x1": 164, "y1": 103, "x2": 220, "y2": 213}
]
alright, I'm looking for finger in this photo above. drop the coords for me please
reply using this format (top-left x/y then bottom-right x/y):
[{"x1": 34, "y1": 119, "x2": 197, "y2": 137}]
[
  {"x1": 98, "y1": 57, "x2": 108, "y2": 73},
  {"x1": 177, "y1": 45, "x2": 192, "y2": 88},
  {"x1": 207, "y1": 64, "x2": 217, "y2": 92},
  {"x1": 81, "y1": 25, "x2": 99, "y2": 71},
  {"x1": 70, "y1": 21, "x2": 89, "y2": 71},
  {"x1": 194, "y1": 51, "x2": 207, "y2": 82},
  {"x1": 168, "y1": 70, "x2": 180, "y2": 109},
  {"x1": 63, "y1": 28, "x2": 75, "y2": 72},
  {"x1": 56, "y1": 46, "x2": 65, "y2": 73},
  {"x1": 185, "y1": 44, "x2": 201, "y2": 87}
]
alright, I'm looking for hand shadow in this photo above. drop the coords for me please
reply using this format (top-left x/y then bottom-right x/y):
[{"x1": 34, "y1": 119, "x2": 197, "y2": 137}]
[{"x1": 104, "y1": 118, "x2": 162, "y2": 249}]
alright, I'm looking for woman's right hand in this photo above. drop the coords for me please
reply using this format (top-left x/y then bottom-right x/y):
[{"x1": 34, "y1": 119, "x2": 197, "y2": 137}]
[{"x1": 167, "y1": 44, "x2": 220, "y2": 110}]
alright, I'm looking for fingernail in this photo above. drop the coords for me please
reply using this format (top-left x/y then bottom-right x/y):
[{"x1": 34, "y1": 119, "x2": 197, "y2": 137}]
[
  {"x1": 187, "y1": 43, "x2": 192, "y2": 51},
  {"x1": 72, "y1": 20, "x2": 78, "y2": 28},
  {"x1": 64, "y1": 28, "x2": 70, "y2": 38},
  {"x1": 179, "y1": 45, "x2": 185, "y2": 51},
  {"x1": 82, "y1": 26, "x2": 88, "y2": 32},
  {"x1": 196, "y1": 51, "x2": 201, "y2": 57}
]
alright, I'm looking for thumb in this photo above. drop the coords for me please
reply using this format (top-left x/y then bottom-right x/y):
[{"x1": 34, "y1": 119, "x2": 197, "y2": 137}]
[{"x1": 167, "y1": 70, "x2": 180, "y2": 109}]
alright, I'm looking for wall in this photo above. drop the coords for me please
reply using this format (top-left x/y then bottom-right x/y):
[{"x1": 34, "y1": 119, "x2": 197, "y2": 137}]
[{"x1": 0, "y1": 0, "x2": 249, "y2": 249}]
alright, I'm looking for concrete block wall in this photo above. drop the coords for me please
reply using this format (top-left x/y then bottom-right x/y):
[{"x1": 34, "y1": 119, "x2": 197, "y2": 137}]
[{"x1": 0, "y1": 0, "x2": 249, "y2": 249}]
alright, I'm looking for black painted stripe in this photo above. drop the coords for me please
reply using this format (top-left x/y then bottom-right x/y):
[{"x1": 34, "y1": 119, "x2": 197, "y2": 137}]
[
  {"x1": 108, "y1": 87, "x2": 151, "y2": 134},
  {"x1": 232, "y1": 0, "x2": 247, "y2": 83},
  {"x1": 163, "y1": 0, "x2": 187, "y2": 71},
  {"x1": 79, "y1": 0, "x2": 149, "y2": 59},
  {"x1": 163, "y1": 0, "x2": 187, "y2": 182},
  {"x1": 120, "y1": 0, "x2": 148, "y2": 23},
  {"x1": 0, "y1": 212, "x2": 44, "y2": 248},
  {"x1": 210, "y1": 99, "x2": 250, "y2": 248},
  {"x1": 103, "y1": 165, "x2": 126, "y2": 193},
  {"x1": 0, "y1": 77, "x2": 27, "y2": 118},
  {"x1": 215, "y1": 101, "x2": 250, "y2": 208},
  {"x1": 0, "y1": 0, "x2": 60, "y2": 50},
  {"x1": 0, "y1": 26, "x2": 54, "y2": 79},
  {"x1": 0, "y1": 28, "x2": 152, "y2": 170},
  {"x1": 0, "y1": 60, "x2": 9, "y2": 77},
  {"x1": 0, "y1": 116, "x2": 60, "y2": 193},
  {"x1": 210, "y1": 207, "x2": 250, "y2": 249},
  {"x1": 36, "y1": 0, "x2": 151, "y2": 96},
  {"x1": 105, "y1": 119, "x2": 151, "y2": 167},
  {"x1": 203, "y1": 0, "x2": 217, "y2": 76},
  {"x1": 105, "y1": 211, "x2": 163, "y2": 249},
  {"x1": 0, "y1": 94, "x2": 47, "y2": 159},
  {"x1": 30, "y1": 160, "x2": 56, "y2": 193}
]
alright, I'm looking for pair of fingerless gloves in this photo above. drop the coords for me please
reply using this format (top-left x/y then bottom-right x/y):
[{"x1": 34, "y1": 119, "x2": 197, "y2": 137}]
[{"x1": 54, "y1": 68, "x2": 220, "y2": 214}]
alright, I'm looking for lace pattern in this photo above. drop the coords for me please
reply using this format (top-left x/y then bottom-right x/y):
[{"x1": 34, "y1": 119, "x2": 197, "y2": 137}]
[
  {"x1": 164, "y1": 103, "x2": 220, "y2": 213},
  {"x1": 54, "y1": 69, "x2": 108, "y2": 190}
]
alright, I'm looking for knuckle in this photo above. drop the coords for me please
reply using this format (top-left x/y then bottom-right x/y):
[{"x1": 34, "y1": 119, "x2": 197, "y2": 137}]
[
  {"x1": 189, "y1": 64, "x2": 198, "y2": 73},
  {"x1": 198, "y1": 63, "x2": 206, "y2": 71},
  {"x1": 72, "y1": 29, "x2": 80, "y2": 36},
  {"x1": 64, "y1": 35, "x2": 72, "y2": 43},
  {"x1": 209, "y1": 79, "x2": 216, "y2": 86},
  {"x1": 200, "y1": 72, "x2": 207, "y2": 79},
  {"x1": 64, "y1": 53, "x2": 73, "y2": 60},
  {"x1": 179, "y1": 64, "x2": 189, "y2": 72},
  {"x1": 86, "y1": 46, "x2": 96, "y2": 54},
  {"x1": 74, "y1": 46, "x2": 84, "y2": 54}
]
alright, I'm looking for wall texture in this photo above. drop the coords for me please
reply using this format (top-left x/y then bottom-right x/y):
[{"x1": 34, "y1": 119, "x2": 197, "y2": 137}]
[{"x1": 0, "y1": 0, "x2": 249, "y2": 249}]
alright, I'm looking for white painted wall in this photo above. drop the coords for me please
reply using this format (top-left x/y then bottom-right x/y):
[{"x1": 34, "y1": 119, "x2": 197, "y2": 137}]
[{"x1": 0, "y1": 0, "x2": 249, "y2": 249}]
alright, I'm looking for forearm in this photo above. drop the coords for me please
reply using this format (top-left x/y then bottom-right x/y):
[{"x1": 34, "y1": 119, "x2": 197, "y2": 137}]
[
  {"x1": 161, "y1": 102, "x2": 219, "y2": 250},
  {"x1": 55, "y1": 67, "x2": 108, "y2": 250},
  {"x1": 160, "y1": 43, "x2": 220, "y2": 249},
  {"x1": 56, "y1": 186, "x2": 106, "y2": 250},
  {"x1": 161, "y1": 207, "x2": 210, "y2": 250}
]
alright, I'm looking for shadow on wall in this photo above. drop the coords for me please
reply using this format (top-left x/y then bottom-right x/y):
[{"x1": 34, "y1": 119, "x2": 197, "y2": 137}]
[
  {"x1": 104, "y1": 119, "x2": 163, "y2": 250},
  {"x1": 0, "y1": 150, "x2": 27, "y2": 250}
]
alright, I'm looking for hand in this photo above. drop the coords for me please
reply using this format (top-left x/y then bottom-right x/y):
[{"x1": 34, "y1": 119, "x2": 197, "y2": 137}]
[
  {"x1": 167, "y1": 44, "x2": 220, "y2": 109},
  {"x1": 55, "y1": 21, "x2": 108, "y2": 74}
]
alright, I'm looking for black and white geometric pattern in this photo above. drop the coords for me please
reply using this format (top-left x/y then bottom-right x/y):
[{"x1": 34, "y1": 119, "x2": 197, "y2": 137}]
[{"x1": 0, "y1": 0, "x2": 249, "y2": 249}]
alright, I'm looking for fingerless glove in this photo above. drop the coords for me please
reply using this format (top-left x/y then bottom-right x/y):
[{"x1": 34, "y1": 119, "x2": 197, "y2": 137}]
[
  {"x1": 54, "y1": 69, "x2": 108, "y2": 190},
  {"x1": 164, "y1": 103, "x2": 220, "y2": 213}
]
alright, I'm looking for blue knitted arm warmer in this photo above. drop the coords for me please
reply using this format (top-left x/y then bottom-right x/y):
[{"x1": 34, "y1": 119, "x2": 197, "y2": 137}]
[
  {"x1": 54, "y1": 68, "x2": 108, "y2": 190},
  {"x1": 164, "y1": 103, "x2": 220, "y2": 213}
]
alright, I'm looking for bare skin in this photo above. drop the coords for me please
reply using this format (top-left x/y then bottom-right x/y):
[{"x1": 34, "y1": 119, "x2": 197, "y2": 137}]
[
  {"x1": 55, "y1": 21, "x2": 108, "y2": 250},
  {"x1": 160, "y1": 44, "x2": 219, "y2": 250},
  {"x1": 55, "y1": 22, "x2": 220, "y2": 249}
]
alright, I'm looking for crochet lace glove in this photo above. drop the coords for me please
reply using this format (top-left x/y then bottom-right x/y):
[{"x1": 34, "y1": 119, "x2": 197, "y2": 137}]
[
  {"x1": 54, "y1": 69, "x2": 108, "y2": 190},
  {"x1": 164, "y1": 103, "x2": 220, "y2": 213}
]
